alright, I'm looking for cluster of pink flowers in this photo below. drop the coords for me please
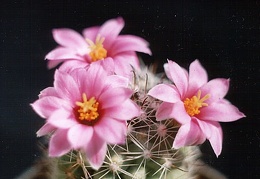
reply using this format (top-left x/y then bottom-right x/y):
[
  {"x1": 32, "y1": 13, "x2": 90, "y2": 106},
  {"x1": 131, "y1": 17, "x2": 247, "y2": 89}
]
[{"x1": 31, "y1": 17, "x2": 245, "y2": 170}]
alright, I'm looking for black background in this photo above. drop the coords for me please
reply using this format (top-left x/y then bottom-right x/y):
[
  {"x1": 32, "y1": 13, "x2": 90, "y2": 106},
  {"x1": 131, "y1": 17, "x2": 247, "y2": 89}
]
[{"x1": 1, "y1": 1, "x2": 259, "y2": 178}]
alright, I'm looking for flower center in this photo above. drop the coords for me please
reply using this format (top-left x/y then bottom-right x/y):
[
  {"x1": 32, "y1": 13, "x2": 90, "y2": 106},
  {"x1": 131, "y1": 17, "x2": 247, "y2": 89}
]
[
  {"x1": 75, "y1": 93, "x2": 99, "y2": 122},
  {"x1": 86, "y1": 34, "x2": 107, "y2": 62},
  {"x1": 183, "y1": 90, "x2": 210, "y2": 116}
]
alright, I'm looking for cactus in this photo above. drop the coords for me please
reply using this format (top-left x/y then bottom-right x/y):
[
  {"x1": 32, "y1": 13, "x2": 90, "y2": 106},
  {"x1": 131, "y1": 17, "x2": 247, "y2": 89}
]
[
  {"x1": 16, "y1": 66, "x2": 227, "y2": 179},
  {"x1": 17, "y1": 17, "x2": 245, "y2": 179}
]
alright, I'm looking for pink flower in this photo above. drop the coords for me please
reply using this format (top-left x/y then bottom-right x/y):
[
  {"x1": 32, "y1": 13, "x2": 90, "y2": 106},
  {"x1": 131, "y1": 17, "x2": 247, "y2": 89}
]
[
  {"x1": 31, "y1": 64, "x2": 141, "y2": 170},
  {"x1": 45, "y1": 17, "x2": 151, "y2": 77},
  {"x1": 148, "y1": 60, "x2": 245, "y2": 156}
]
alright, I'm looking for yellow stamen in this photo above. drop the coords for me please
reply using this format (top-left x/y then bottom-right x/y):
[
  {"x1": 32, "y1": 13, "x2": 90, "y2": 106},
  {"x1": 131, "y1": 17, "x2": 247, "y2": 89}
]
[
  {"x1": 86, "y1": 34, "x2": 107, "y2": 62},
  {"x1": 75, "y1": 93, "x2": 99, "y2": 121},
  {"x1": 183, "y1": 90, "x2": 210, "y2": 116}
]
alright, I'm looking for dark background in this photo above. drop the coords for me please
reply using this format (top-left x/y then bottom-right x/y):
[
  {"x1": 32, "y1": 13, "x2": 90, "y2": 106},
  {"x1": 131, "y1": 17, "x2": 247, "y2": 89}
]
[{"x1": 1, "y1": 1, "x2": 259, "y2": 178}]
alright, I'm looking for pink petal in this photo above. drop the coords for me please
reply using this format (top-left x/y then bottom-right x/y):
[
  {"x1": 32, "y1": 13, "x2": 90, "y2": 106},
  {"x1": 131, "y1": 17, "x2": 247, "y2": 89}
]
[
  {"x1": 103, "y1": 100, "x2": 141, "y2": 120},
  {"x1": 148, "y1": 84, "x2": 180, "y2": 103},
  {"x1": 156, "y1": 101, "x2": 191, "y2": 124},
  {"x1": 36, "y1": 123, "x2": 56, "y2": 137},
  {"x1": 58, "y1": 60, "x2": 89, "y2": 73},
  {"x1": 67, "y1": 124, "x2": 93, "y2": 149},
  {"x1": 105, "y1": 75, "x2": 129, "y2": 88},
  {"x1": 52, "y1": 28, "x2": 88, "y2": 54},
  {"x1": 48, "y1": 109, "x2": 77, "y2": 129},
  {"x1": 54, "y1": 69, "x2": 80, "y2": 105},
  {"x1": 164, "y1": 63, "x2": 188, "y2": 85},
  {"x1": 173, "y1": 120, "x2": 206, "y2": 149},
  {"x1": 99, "y1": 87, "x2": 133, "y2": 109},
  {"x1": 49, "y1": 129, "x2": 71, "y2": 157},
  {"x1": 95, "y1": 117, "x2": 127, "y2": 144},
  {"x1": 81, "y1": 63, "x2": 107, "y2": 97},
  {"x1": 82, "y1": 26, "x2": 99, "y2": 41},
  {"x1": 165, "y1": 60, "x2": 188, "y2": 98},
  {"x1": 98, "y1": 17, "x2": 125, "y2": 49},
  {"x1": 196, "y1": 119, "x2": 223, "y2": 156},
  {"x1": 69, "y1": 68, "x2": 93, "y2": 94},
  {"x1": 39, "y1": 87, "x2": 57, "y2": 98},
  {"x1": 199, "y1": 78, "x2": 230, "y2": 104},
  {"x1": 199, "y1": 99, "x2": 245, "y2": 122},
  {"x1": 31, "y1": 96, "x2": 69, "y2": 118},
  {"x1": 45, "y1": 47, "x2": 83, "y2": 61},
  {"x1": 186, "y1": 60, "x2": 208, "y2": 97},
  {"x1": 95, "y1": 57, "x2": 115, "y2": 75},
  {"x1": 109, "y1": 35, "x2": 152, "y2": 56},
  {"x1": 156, "y1": 102, "x2": 175, "y2": 121},
  {"x1": 113, "y1": 52, "x2": 140, "y2": 77},
  {"x1": 84, "y1": 133, "x2": 107, "y2": 170},
  {"x1": 47, "y1": 59, "x2": 65, "y2": 69}
]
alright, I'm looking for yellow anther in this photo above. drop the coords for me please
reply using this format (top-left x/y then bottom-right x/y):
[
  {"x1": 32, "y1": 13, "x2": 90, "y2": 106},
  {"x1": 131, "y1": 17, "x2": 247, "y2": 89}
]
[
  {"x1": 86, "y1": 34, "x2": 107, "y2": 61},
  {"x1": 183, "y1": 90, "x2": 210, "y2": 116},
  {"x1": 75, "y1": 93, "x2": 99, "y2": 121}
]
